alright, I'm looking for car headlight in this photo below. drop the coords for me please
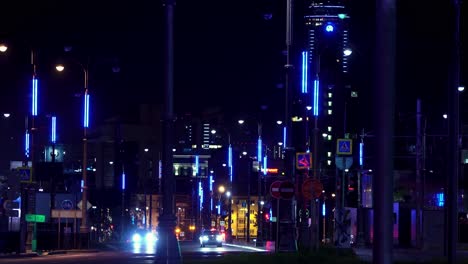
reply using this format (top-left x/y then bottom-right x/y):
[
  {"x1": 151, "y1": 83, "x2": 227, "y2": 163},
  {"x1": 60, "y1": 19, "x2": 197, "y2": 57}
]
[
  {"x1": 216, "y1": 235, "x2": 223, "y2": 242},
  {"x1": 132, "y1": 233, "x2": 142, "y2": 243},
  {"x1": 202, "y1": 235, "x2": 209, "y2": 241},
  {"x1": 145, "y1": 232, "x2": 156, "y2": 244}
]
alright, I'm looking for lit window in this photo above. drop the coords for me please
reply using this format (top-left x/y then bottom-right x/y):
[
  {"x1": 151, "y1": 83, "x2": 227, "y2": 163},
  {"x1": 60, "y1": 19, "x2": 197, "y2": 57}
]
[
  {"x1": 327, "y1": 152, "x2": 332, "y2": 157},
  {"x1": 328, "y1": 101, "x2": 332, "y2": 107},
  {"x1": 327, "y1": 135, "x2": 332, "y2": 141},
  {"x1": 328, "y1": 93, "x2": 332, "y2": 98},
  {"x1": 328, "y1": 110, "x2": 332, "y2": 115},
  {"x1": 327, "y1": 160, "x2": 332, "y2": 166},
  {"x1": 327, "y1": 126, "x2": 332, "y2": 132}
]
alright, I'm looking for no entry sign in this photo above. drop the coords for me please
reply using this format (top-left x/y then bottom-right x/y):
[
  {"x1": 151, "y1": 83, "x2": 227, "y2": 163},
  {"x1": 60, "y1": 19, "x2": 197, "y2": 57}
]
[
  {"x1": 279, "y1": 181, "x2": 295, "y2": 200},
  {"x1": 270, "y1": 181, "x2": 282, "y2": 199}
]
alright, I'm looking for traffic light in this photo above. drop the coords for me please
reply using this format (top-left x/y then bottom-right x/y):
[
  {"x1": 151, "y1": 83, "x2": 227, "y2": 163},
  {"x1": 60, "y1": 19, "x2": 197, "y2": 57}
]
[
  {"x1": 264, "y1": 212, "x2": 270, "y2": 222},
  {"x1": 346, "y1": 173, "x2": 358, "y2": 207}
]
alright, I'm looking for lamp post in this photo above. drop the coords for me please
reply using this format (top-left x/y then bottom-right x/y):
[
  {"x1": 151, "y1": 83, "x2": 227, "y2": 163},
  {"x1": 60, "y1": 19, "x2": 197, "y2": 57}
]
[
  {"x1": 217, "y1": 185, "x2": 225, "y2": 228},
  {"x1": 56, "y1": 62, "x2": 90, "y2": 247}
]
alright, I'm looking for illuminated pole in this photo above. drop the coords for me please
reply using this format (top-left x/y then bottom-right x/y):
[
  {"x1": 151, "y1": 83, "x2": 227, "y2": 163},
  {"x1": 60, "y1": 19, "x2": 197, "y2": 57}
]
[
  {"x1": 156, "y1": 0, "x2": 181, "y2": 262},
  {"x1": 50, "y1": 116, "x2": 57, "y2": 214},
  {"x1": 80, "y1": 65, "x2": 90, "y2": 247},
  {"x1": 227, "y1": 141, "x2": 233, "y2": 242},
  {"x1": 256, "y1": 124, "x2": 264, "y2": 246}
]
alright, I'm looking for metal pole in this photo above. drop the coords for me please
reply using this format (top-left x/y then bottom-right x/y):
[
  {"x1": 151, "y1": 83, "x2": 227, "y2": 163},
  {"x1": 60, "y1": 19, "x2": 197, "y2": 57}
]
[
  {"x1": 80, "y1": 67, "x2": 89, "y2": 248},
  {"x1": 416, "y1": 99, "x2": 423, "y2": 249},
  {"x1": 373, "y1": 0, "x2": 395, "y2": 263},
  {"x1": 247, "y1": 158, "x2": 251, "y2": 243},
  {"x1": 447, "y1": 0, "x2": 460, "y2": 262},
  {"x1": 156, "y1": 0, "x2": 181, "y2": 262}
]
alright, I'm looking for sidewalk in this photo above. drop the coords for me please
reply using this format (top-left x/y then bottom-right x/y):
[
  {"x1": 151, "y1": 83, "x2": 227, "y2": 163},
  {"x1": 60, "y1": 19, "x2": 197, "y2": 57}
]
[{"x1": 0, "y1": 249, "x2": 100, "y2": 259}]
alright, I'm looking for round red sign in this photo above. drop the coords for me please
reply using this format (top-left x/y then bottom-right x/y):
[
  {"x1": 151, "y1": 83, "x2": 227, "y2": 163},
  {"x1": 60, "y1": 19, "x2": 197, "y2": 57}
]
[
  {"x1": 279, "y1": 181, "x2": 295, "y2": 200},
  {"x1": 270, "y1": 180, "x2": 282, "y2": 199}
]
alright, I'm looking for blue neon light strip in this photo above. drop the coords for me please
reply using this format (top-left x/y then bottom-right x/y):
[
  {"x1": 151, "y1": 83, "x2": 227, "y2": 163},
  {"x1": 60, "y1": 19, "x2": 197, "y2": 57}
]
[
  {"x1": 313, "y1": 79, "x2": 320, "y2": 116},
  {"x1": 122, "y1": 172, "x2": 126, "y2": 190},
  {"x1": 228, "y1": 145, "x2": 233, "y2": 182},
  {"x1": 209, "y1": 175, "x2": 213, "y2": 192},
  {"x1": 283, "y1": 126, "x2": 287, "y2": 146},
  {"x1": 199, "y1": 182, "x2": 203, "y2": 212},
  {"x1": 83, "y1": 92, "x2": 90, "y2": 128},
  {"x1": 158, "y1": 160, "x2": 162, "y2": 179},
  {"x1": 257, "y1": 137, "x2": 262, "y2": 169},
  {"x1": 25, "y1": 131, "x2": 30, "y2": 158},
  {"x1": 263, "y1": 156, "x2": 267, "y2": 176},
  {"x1": 217, "y1": 200, "x2": 221, "y2": 215},
  {"x1": 211, "y1": 199, "x2": 213, "y2": 212},
  {"x1": 51, "y1": 116, "x2": 57, "y2": 143},
  {"x1": 32, "y1": 78, "x2": 38, "y2": 116},
  {"x1": 301, "y1": 51, "x2": 308, "y2": 94},
  {"x1": 322, "y1": 202, "x2": 326, "y2": 216},
  {"x1": 359, "y1": 142, "x2": 364, "y2": 166},
  {"x1": 436, "y1": 193, "x2": 444, "y2": 207},
  {"x1": 81, "y1": 180, "x2": 84, "y2": 193},
  {"x1": 195, "y1": 155, "x2": 199, "y2": 176}
]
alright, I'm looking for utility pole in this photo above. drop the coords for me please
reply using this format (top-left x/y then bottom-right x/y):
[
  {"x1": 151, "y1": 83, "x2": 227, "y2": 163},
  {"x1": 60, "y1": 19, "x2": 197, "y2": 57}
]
[
  {"x1": 155, "y1": 0, "x2": 181, "y2": 263},
  {"x1": 416, "y1": 99, "x2": 423, "y2": 249},
  {"x1": 373, "y1": 0, "x2": 396, "y2": 263},
  {"x1": 282, "y1": 0, "x2": 297, "y2": 252},
  {"x1": 447, "y1": 0, "x2": 460, "y2": 263}
]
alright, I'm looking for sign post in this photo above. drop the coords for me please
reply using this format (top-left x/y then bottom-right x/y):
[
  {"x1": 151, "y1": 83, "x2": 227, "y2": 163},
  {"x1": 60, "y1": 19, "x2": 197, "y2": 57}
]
[{"x1": 25, "y1": 214, "x2": 45, "y2": 252}]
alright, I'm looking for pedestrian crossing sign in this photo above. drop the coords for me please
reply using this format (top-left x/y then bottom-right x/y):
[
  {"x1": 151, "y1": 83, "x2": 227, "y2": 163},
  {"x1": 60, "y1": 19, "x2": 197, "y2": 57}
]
[{"x1": 337, "y1": 139, "x2": 353, "y2": 155}]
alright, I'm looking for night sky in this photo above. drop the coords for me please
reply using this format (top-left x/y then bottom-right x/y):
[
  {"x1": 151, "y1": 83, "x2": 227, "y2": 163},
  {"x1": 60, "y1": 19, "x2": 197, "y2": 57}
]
[{"x1": 0, "y1": 1, "x2": 466, "y2": 134}]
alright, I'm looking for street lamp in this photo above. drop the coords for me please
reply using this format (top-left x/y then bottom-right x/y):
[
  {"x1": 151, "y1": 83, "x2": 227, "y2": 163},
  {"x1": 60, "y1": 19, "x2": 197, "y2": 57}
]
[
  {"x1": 0, "y1": 44, "x2": 7, "y2": 52},
  {"x1": 217, "y1": 185, "x2": 225, "y2": 228},
  {"x1": 56, "y1": 61, "x2": 90, "y2": 247}
]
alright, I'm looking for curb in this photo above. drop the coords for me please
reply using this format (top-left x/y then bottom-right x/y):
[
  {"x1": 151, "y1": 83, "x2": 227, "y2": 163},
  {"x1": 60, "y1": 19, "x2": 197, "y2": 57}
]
[{"x1": 0, "y1": 253, "x2": 39, "y2": 259}]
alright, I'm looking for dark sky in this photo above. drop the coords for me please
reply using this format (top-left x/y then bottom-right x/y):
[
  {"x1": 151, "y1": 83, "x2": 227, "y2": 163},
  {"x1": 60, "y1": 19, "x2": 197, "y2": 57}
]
[{"x1": 0, "y1": 1, "x2": 466, "y2": 132}]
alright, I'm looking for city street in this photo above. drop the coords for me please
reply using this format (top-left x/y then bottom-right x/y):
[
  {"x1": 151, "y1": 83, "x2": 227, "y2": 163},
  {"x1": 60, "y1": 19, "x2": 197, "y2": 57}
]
[{"x1": 0, "y1": 240, "x2": 267, "y2": 264}]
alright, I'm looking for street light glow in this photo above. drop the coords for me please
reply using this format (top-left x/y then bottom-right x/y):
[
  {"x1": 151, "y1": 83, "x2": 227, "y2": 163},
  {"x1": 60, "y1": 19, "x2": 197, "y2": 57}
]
[
  {"x1": 343, "y1": 48, "x2": 353, "y2": 56},
  {"x1": 218, "y1": 185, "x2": 225, "y2": 193},
  {"x1": 3, "y1": 113, "x2": 10, "y2": 118},
  {"x1": 0, "y1": 44, "x2": 7, "y2": 52},
  {"x1": 443, "y1": 114, "x2": 448, "y2": 119},
  {"x1": 55, "y1": 64, "x2": 65, "y2": 72},
  {"x1": 211, "y1": 129, "x2": 216, "y2": 134},
  {"x1": 458, "y1": 86, "x2": 465, "y2": 92},
  {"x1": 276, "y1": 120, "x2": 283, "y2": 125},
  {"x1": 238, "y1": 119, "x2": 245, "y2": 124}
]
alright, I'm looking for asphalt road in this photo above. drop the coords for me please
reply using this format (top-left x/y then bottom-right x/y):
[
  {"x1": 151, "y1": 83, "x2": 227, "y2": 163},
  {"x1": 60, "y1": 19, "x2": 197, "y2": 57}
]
[{"x1": 0, "y1": 240, "x2": 265, "y2": 264}]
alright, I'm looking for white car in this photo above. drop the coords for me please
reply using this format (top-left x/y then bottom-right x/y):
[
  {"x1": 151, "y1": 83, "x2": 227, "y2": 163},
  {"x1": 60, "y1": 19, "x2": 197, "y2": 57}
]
[{"x1": 199, "y1": 230, "x2": 223, "y2": 247}]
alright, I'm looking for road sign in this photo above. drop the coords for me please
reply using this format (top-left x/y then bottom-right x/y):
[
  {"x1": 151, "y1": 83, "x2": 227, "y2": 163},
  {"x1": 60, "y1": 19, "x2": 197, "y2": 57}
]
[
  {"x1": 51, "y1": 209, "x2": 82, "y2": 218},
  {"x1": 17, "y1": 167, "x2": 32, "y2": 183},
  {"x1": 77, "y1": 200, "x2": 92, "y2": 210},
  {"x1": 302, "y1": 178, "x2": 323, "y2": 200},
  {"x1": 335, "y1": 156, "x2": 353, "y2": 170},
  {"x1": 337, "y1": 139, "x2": 353, "y2": 155},
  {"x1": 25, "y1": 214, "x2": 45, "y2": 223},
  {"x1": 270, "y1": 181, "x2": 282, "y2": 199},
  {"x1": 296, "y1": 152, "x2": 312, "y2": 170},
  {"x1": 279, "y1": 181, "x2": 295, "y2": 200},
  {"x1": 61, "y1": 200, "x2": 73, "y2": 210}
]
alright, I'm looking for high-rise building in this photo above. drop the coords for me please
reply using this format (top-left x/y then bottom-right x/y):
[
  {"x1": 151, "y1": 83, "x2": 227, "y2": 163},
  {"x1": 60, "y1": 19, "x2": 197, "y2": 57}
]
[{"x1": 301, "y1": 0, "x2": 358, "y2": 177}]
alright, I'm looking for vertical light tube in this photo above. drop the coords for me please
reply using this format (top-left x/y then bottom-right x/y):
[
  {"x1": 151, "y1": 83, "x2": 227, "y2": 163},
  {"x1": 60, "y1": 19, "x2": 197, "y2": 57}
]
[
  {"x1": 359, "y1": 142, "x2": 364, "y2": 166},
  {"x1": 257, "y1": 137, "x2": 262, "y2": 170},
  {"x1": 210, "y1": 174, "x2": 214, "y2": 211},
  {"x1": 32, "y1": 78, "x2": 38, "y2": 116},
  {"x1": 228, "y1": 145, "x2": 233, "y2": 182},
  {"x1": 195, "y1": 155, "x2": 199, "y2": 175},
  {"x1": 198, "y1": 182, "x2": 203, "y2": 212},
  {"x1": 283, "y1": 126, "x2": 287, "y2": 147},
  {"x1": 313, "y1": 79, "x2": 320, "y2": 116},
  {"x1": 81, "y1": 180, "x2": 84, "y2": 193},
  {"x1": 301, "y1": 51, "x2": 308, "y2": 94},
  {"x1": 51, "y1": 116, "x2": 57, "y2": 143},
  {"x1": 25, "y1": 131, "x2": 30, "y2": 158},
  {"x1": 122, "y1": 172, "x2": 126, "y2": 190},
  {"x1": 83, "y1": 92, "x2": 90, "y2": 128},
  {"x1": 158, "y1": 160, "x2": 162, "y2": 180},
  {"x1": 322, "y1": 202, "x2": 326, "y2": 216},
  {"x1": 263, "y1": 156, "x2": 268, "y2": 176}
]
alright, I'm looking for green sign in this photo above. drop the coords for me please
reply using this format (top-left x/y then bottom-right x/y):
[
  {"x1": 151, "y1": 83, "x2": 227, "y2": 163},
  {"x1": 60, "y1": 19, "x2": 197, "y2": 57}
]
[{"x1": 25, "y1": 214, "x2": 45, "y2": 223}]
